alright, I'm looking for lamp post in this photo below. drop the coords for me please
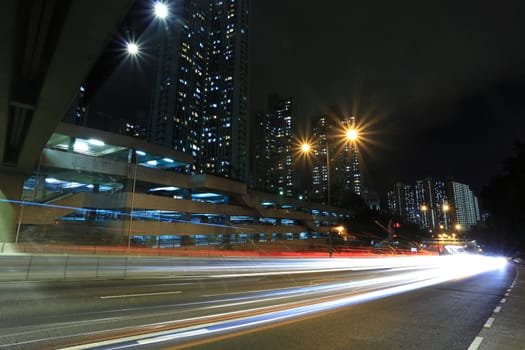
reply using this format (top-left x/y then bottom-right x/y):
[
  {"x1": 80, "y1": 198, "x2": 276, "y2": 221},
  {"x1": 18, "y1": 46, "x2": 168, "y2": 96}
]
[
  {"x1": 325, "y1": 143, "x2": 333, "y2": 257},
  {"x1": 300, "y1": 124, "x2": 358, "y2": 258},
  {"x1": 442, "y1": 202, "x2": 449, "y2": 231},
  {"x1": 125, "y1": 1, "x2": 169, "y2": 57},
  {"x1": 124, "y1": 2, "x2": 169, "y2": 249},
  {"x1": 420, "y1": 204, "x2": 428, "y2": 231}
]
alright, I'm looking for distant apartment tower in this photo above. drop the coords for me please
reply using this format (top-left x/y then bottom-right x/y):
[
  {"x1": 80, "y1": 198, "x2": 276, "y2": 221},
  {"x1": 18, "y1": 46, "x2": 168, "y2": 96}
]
[
  {"x1": 253, "y1": 111, "x2": 271, "y2": 191},
  {"x1": 253, "y1": 95, "x2": 295, "y2": 197},
  {"x1": 343, "y1": 115, "x2": 361, "y2": 196},
  {"x1": 149, "y1": 0, "x2": 250, "y2": 181},
  {"x1": 449, "y1": 181, "x2": 481, "y2": 229},
  {"x1": 388, "y1": 178, "x2": 480, "y2": 232},
  {"x1": 311, "y1": 115, "x2": 328, "y2": 200},
  {"x1": 311, "y1": 113, "x2": 362, "y2": 204},
  {"x1": 387, "y1": 182, "x2": 418, "y2": 223}
]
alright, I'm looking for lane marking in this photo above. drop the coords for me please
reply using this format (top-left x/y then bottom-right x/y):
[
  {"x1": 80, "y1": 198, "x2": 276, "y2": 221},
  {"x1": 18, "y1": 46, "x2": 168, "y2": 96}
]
[
  {"x1": 504, "y1": 292, "x2": 509, "y2": 296},
  {"x1": 507, "y1": 288, "x2": 512, "y2": 292},
  {"x1": 501, "y1": 298, "x2": 507, "y2": 303},
  {"x1": 494, "y1": 306, "x2": 502, "y2": 313},
  {"x1": 100, "y1": 291, "x2": 182, "y2": 299},
  {"x1": 484, "y1": 317, "x2": 495, "y2": 328},
  {"x1": 467, "y1": 336, "x2": 483, "y2": 350}
]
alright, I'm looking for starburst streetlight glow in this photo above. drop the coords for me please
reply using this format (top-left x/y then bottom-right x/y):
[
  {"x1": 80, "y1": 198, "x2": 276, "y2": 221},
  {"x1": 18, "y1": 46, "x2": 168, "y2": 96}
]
[
  {"x1": 126, "y1": 42, "x2": 139, "y2": 56},
  {"x1": 346, "y1": 128, "x2": 358, "y2": 141},
  {"x1": 154, "y1": 1, "x2": 169, "y2": 19},
  {"x1": 301, "y1": 143, "x2": 311, "y2": 153}
]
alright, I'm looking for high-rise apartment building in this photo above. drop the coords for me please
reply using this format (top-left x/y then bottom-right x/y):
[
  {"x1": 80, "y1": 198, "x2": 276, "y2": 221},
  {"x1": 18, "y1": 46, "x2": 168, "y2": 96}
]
[
  {"x1": 253, "y1": 95, "x2": 295, "y2": 197},
  {"x1": 311, "y1": 115, "x2": 329, "y2": 200},
  {"x1": 388, "y1": 182, "x2": 418, "y2": 223},
  {"x1": 388, "y1": 178, "x2": 480, "y2": 232},
  {"x1": 149, "y1": 0, "x2": 250, "y2": 181},
  {"x1": 449, "y1": 181, "x2": 481, "y2": 229},
  {"x1": 311, "y1": 113, "x2": 362, "y2": 205},
  {"x1": 344, "y1": 115, "x2": 361, "y2": 196},
  {"x1": 253, "y1": 111, "x2": 271, "y2": 191}
]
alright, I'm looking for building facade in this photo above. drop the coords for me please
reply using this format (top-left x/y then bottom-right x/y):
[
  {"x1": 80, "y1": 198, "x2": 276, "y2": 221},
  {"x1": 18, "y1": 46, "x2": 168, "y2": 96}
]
[
  {"x1": 253, "y1": 95, "x2": 295, "y2": 197},
  {"x1": 149, "y1": 0, "x2": 250, "y2": 181},
  {"x1": 311, "y1": 114, "x2": 362, "y2": 205},
  {"x1": 450, "y1": 181, "x2": 481, "y2": 229},
  {"x1": 388, "y1": 178, "x2": 481, "y2": 233},
  {"x1": 13, "y1": 122, "x2": 357, "y2": 247}
]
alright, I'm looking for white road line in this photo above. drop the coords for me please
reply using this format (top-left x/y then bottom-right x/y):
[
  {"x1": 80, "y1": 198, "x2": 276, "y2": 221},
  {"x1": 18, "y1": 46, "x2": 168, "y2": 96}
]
[
  {"x1": 504, "y1": 292, "x2": 509, "y2": 296},
  {"x1": 467, "y1": 336, "x2": 483, "y2": 350},
  {"x1": 494, "y1": 306, "x2": 502, "y2": 313},
  {"x1": 501, "y1": 298, "x2": 507, "y2": 303},
  {"x1": 507, "y1": 288, "x2": 512, "y2": 292},
  {"x1": 484, "y1": 317, "x2": 495, "y2": 328},
  {"x1": 100, "y1": 291, "x2": 182, "y2": 299}
]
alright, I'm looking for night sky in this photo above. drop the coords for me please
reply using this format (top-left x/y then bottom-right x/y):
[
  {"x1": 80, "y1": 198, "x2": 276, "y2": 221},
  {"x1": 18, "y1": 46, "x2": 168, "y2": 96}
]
[
  {"x1": 93, "y1": 0, "x2": 525, "y2": 199},
  {"x1": 250, "y1": 0, "x2": 525, "y2": 196}
]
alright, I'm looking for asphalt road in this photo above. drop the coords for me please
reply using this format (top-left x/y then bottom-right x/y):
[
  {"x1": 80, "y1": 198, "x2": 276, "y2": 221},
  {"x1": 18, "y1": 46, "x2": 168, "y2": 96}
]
[
  {"x1": 184, "y1": 267, "x2": 515, "y2": 350},
  {"x1": 0, "y1": 255, "x2": 514, "y2": 350}
]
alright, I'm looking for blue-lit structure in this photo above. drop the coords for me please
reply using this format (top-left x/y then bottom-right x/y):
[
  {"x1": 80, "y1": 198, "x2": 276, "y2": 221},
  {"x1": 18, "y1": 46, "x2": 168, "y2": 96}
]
[{"x1": 13, "y1": 123, "x2": 354, "y2": 247}]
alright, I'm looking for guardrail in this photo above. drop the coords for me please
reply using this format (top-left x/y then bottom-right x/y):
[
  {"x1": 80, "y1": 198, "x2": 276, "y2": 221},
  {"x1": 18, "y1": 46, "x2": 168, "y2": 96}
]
[{"x1": 0, "y1": 254, "x2": 200, "y2": 282}]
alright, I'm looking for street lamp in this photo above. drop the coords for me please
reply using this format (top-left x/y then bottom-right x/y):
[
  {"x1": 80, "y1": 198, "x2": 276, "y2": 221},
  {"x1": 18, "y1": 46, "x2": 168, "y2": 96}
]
[
  {"x1": 301, "y1": 143, "x2": 311, "y2": 153},
  {"x1": 420, "y1": 204, "x2": 428, "y2": 231},
  {"x1": 346, "y1": 128, "x2": 358, "y2": 141},
  {"x1": 442, "y1": 202, "x2": 449, "y2": 230},
  {"x1": 153, "y1": 1, "x2": 169, "y2": 19},
  {"x1": 124, "y1": 4, "x2": 170, "y2": 248},
  {"x1": 126, "y1": 41, "x2": 139, "y2": 56},
  {"x1": 125, "y1": 0, "x2": 170, "y2": 58},
  {"x1": 300, "y1": 125, "x2": 359, "y2": 258}
]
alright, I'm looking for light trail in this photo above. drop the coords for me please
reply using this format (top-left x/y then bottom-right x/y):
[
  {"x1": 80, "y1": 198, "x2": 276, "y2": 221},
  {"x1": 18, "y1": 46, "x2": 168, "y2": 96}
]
[
  {"x1": 57, "y1": 254, "x2": 507, "y2": 350},
  {"x1": 100, "y1": 291, "x2": 182, "y2": 299}
]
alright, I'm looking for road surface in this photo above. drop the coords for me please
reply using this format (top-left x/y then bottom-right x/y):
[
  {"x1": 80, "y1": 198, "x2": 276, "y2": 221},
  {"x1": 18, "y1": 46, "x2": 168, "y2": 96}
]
[{"x1": 0, "y1": 255, "x2": 513, "y2": 349}]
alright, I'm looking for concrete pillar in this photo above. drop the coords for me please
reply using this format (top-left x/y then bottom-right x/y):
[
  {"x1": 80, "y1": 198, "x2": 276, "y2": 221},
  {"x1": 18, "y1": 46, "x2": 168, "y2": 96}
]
[
  {"x1": 34, "y1": 175, "x2": 46, "y2": 201},
  {"x1": 0, "y1": 173, "x2": 25, "y2": 243}
]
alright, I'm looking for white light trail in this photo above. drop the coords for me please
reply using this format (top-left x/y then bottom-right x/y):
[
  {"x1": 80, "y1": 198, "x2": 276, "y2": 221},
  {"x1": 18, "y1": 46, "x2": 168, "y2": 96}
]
[
  {"x1": 58, "y1": 255, "x2": 507, "y2": 350},
  {"x1": 100, "y1": 291, "x2": 182, "y2": 299}
]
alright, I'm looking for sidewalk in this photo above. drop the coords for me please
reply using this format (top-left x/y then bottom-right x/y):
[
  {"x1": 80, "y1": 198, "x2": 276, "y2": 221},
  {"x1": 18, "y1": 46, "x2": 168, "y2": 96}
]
[{"x1": 469, "y1": 265, "x2": 525, "y2": 350}]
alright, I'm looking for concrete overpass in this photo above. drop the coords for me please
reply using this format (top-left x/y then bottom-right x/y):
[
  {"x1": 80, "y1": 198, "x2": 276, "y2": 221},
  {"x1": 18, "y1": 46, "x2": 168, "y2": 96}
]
[{"x1": 0, "y1": 0, "x2": 134, "y2": 242}]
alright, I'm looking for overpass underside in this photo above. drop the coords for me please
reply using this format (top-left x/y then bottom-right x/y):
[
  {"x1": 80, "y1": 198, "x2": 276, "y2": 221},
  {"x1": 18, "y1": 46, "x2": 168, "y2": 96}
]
[{"x1": 0, "y1": 0, "x2": 133, "y2": 242}]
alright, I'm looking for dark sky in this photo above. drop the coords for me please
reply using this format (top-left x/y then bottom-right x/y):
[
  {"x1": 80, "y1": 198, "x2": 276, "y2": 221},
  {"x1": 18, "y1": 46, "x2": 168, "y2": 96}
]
[
  {"x1": 250, "y1": 0, "x2": 525, "y2": 196},
  {"x1": 93, "y1": 0, "x2": 525, "y2": 199}
]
